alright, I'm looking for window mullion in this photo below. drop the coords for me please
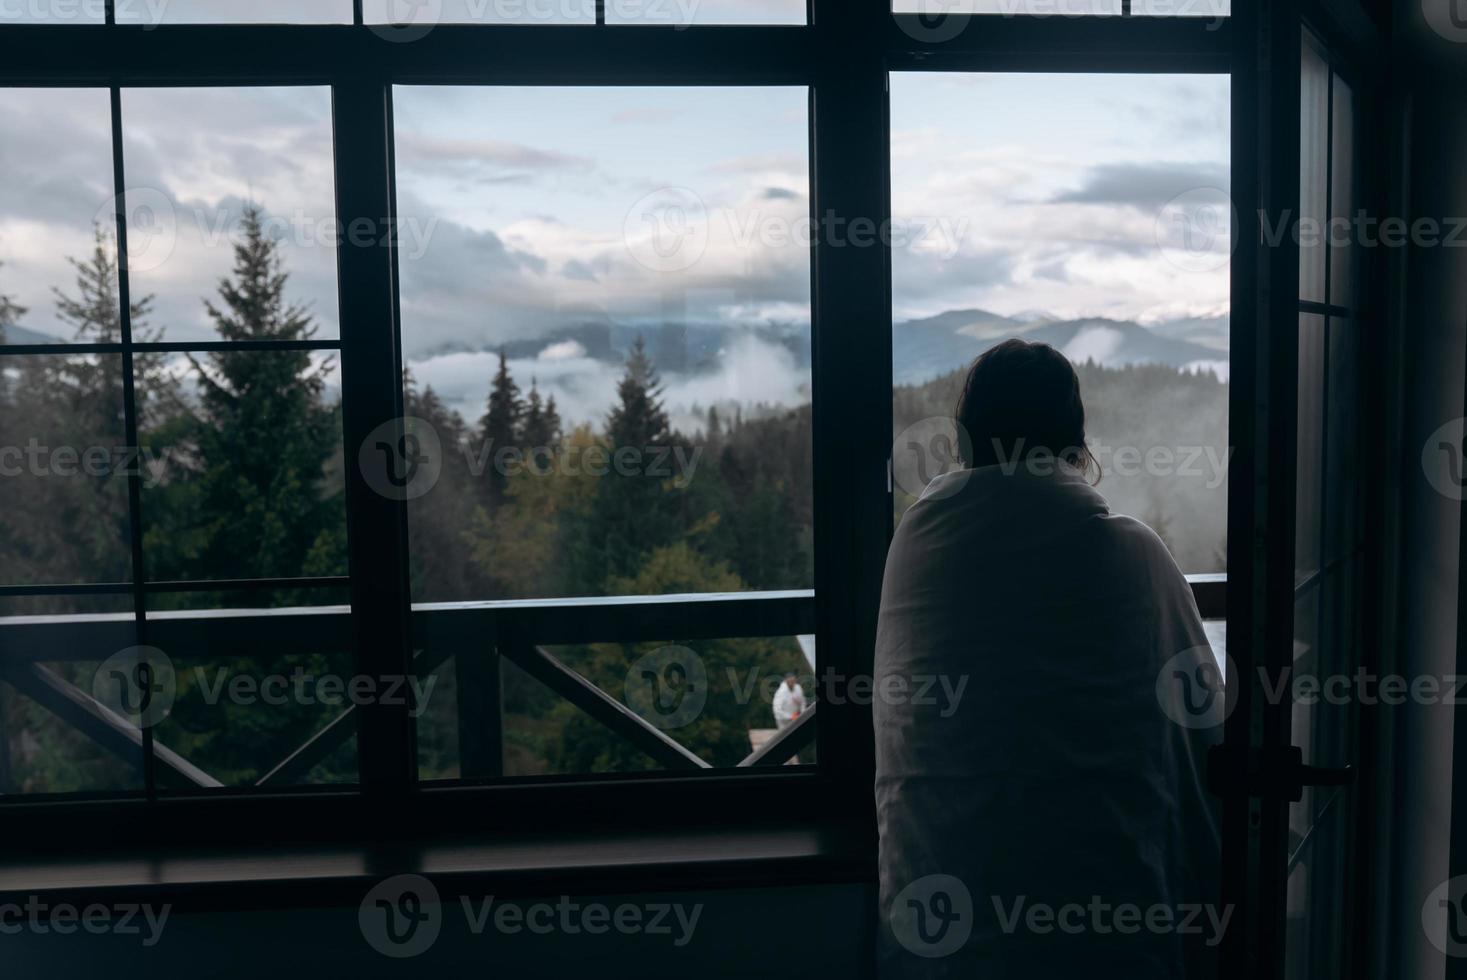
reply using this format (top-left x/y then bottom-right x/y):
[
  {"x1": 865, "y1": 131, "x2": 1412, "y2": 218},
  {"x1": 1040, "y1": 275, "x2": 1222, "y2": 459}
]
[
  {"x1": 108, "y1": 84, "x2": 156, "y2": 799},
  {"x1": 809, "y1": 9, "x2": 890, "y2": 800},
  {"x1": 333, "y1": 77, "x2": 416, "y2": 800}
]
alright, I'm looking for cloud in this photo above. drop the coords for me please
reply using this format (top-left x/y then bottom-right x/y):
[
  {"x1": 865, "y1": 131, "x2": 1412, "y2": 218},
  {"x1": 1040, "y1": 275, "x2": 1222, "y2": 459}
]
[
  {"x1": 540, "y1": 340, "x2": 587, "y2": 361},
  {"x1": 1061, "y1": 325, "x2": 1126, "y2": 365},
  {"x1": 409, "y1": 332, "x2": 809, "y2": 435},
  {"x1": 561, "y1": 259, "x2": 599, "y2": 282},
  {"x1": 707, "y1": 152, "x2": 808, "y2": 179},
  {"x1": 396, "y1": 136, "x2": 593, "y2": 180},
  {"x1": 1051, "y1": 162, "x2": 1231, "y2": 211},
  {"x1": 611, "y1": 107, "x2": 686, "y2": 125}
]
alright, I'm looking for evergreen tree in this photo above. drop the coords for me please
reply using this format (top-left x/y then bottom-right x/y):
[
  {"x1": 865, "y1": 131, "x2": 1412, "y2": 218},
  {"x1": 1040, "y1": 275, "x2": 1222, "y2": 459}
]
[
  {"x1": 606, "y1": 335, "x2": 669, "y2": 450},
  {"x1": 519, "y1": 378, "x2": 562, "y2": 452},
  {"x1": 403, "y1": 372, "x2": 492, "y2": 602},
  {"x1": 52, "y1": 225, "x2": 146, "y2": 346},
  {"x1": 0, "y1": 259, "x2": 24, "y2": 343},
  {"x1": 479, "y1": 350, "x2": 522, "y2": 506},
  {"x1": 0, "y1": 229, "x2": 163, "y2": 589},
  {"x1": 564, "y1": 336, "x2": 683, "y2": 593},
  {"x1": 520, "y1": 378, "x2": 544, "y2": 448},
  {"x1": 0, "y1": 261, "x2": 24, "y2": 399},
  {"x1": 52, "y1": 224, "x2": 166, "y2": 425},
  {"x1": 184, "y1": 204, "x2": 342, "y2": 580},
  {"x1": 543, "y1": 394, "x2": 562, "y2": 447}
]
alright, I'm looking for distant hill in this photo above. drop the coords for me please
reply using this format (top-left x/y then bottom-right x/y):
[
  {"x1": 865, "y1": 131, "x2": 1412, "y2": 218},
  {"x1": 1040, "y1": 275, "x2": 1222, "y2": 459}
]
[
  {"x1": 406, "y1": 307, "x2": 1227, "y2": 388},
  {"x1": 421, "y1": 319, "x2": 811, "y2": 375},
  {"x1": 0, "y1": 323, "x2": 63, "y2": 346},
  {"x1": 893, "y1": 309, "x2": 1229, "y2": 386}
]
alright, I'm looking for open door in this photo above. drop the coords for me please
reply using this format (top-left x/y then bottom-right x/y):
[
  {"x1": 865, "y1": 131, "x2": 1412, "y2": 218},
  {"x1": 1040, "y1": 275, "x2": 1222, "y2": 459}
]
[{"x1": 1215, "y1": 5, "x2": 1366, "y2": 977}]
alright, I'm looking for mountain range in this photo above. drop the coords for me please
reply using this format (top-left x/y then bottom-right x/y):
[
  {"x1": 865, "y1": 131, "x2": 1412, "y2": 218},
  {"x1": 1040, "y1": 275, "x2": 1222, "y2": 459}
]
[
  {"x1": 3, "y1": 307, "x2": 1230, "y2": 384},
  {"x1": 891, "y1": 309, "x2": 1229, "y2": 386}
]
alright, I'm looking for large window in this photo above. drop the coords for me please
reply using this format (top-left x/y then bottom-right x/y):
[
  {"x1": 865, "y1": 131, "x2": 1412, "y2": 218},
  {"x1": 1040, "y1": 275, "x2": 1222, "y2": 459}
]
[{"x1": 0, "y1": 5, "x2": 1233, "y2": 827}]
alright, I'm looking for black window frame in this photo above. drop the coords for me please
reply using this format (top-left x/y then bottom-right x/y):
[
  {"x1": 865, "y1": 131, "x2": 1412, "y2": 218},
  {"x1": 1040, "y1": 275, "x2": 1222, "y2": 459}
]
[{"x1": 0, "y1": 0, "x2": 1233, "y2": 852}]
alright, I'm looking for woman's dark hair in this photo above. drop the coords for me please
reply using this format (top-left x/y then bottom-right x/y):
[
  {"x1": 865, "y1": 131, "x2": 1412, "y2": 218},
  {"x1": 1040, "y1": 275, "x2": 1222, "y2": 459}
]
[{"x1": 953, "y1": 338, "x2": 1101, "y2": 482}]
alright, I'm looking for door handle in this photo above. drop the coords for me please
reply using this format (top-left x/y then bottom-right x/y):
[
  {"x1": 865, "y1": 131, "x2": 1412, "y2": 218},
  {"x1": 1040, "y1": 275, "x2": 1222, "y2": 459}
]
[{"x1": 1208, "y1": 745, "x2": 1355, "y2": 802}]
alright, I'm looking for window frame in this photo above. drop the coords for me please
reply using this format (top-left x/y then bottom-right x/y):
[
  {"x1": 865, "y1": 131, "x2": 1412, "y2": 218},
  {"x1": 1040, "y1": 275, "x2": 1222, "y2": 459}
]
[{"x1": 0, "y1": 0, "x2": 1233, "y2": 851}]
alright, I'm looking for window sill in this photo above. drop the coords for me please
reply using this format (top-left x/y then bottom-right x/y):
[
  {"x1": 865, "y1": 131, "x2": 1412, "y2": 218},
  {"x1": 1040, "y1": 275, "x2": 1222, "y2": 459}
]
[{"x1": 0, "y1": 818, "x2": 874, "y2": 911}]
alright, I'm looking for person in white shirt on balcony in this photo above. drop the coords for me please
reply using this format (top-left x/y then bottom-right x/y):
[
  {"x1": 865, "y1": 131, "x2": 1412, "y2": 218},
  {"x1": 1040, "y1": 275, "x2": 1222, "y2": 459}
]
[{"x1": 773, "y1": 672, "x2": 806, "y2": 729}]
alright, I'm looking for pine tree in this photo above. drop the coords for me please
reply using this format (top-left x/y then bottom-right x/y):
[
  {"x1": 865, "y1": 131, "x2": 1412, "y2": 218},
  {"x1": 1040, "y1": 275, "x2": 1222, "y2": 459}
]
[
  {"x1": 52, "y1": 224, "x2": 164, "y2": 426},
  {"x1": 0, "y1": 232, "x2": 156, "y2": 592},
  {"x1": 606, "y1": 335, "x2": 669, "y2": 450},
  {"x1": 0, "y1": 259, "x2": 24, "y2": 344},
  {"x1": 520, "y1": 379, "x2": 544, "y2": 448},
  {"x1": 479, "y1": 350, "x2": 522, "y2": 506},
  {"x1": 403, "y1": 373, "x2": 492, "y2": 604},
  {"x1": 52, "y1": 225, "x2": 149, "y2": 346},
  {"x1": 519, "y1": 377, "x2": 562, "y2": 452},
  {"x1": 0, "y1": 261, "x2": 24, "y2": 400},
  {"x1": 565, "y1": 336, "x2": 681, "y2": 592},
  {"x1": 543, "y1": 394, "x2": 562, "y2": 446},
  {"x1": 186, "y1": 204, "x2": 341, "y2": 580}
]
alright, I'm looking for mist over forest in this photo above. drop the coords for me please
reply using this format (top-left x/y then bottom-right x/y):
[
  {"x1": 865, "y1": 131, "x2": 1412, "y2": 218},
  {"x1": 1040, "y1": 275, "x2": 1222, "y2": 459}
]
[{"x1": 894, "y1": 360, "x2": 1229, "y2": 575}]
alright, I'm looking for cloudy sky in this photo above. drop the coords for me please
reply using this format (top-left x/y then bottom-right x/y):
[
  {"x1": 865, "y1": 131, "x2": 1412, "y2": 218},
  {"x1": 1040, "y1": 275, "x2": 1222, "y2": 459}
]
[
  {"x1": 890, "y1": 72, "x2": 1230, "y2": 326},
  {"x1": 0, "y1": 71, "x2": 1228, "y2": 426}
]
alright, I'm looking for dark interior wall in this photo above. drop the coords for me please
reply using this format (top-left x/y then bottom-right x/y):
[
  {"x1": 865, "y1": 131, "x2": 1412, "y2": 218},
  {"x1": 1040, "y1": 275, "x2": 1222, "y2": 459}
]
[
  {"x1": 2, "y1": 881, "x2": 876, "y2": 979},
  {"x1": 1380, "y1": 1, "x2": 1467, "y2": 976}
]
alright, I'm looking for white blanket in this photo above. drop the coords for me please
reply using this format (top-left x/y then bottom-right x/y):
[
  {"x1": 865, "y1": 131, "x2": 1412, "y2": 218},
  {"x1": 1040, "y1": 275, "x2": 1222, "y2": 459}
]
[{"x1": 875, "y1": 462, "x2": 1222, "y2": 979}]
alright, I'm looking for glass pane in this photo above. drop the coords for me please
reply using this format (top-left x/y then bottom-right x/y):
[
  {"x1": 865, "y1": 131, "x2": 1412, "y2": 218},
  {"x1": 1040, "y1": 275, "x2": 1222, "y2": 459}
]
[
  {"x1": 0, "y1": 606, "x2": 144, "y2": 796},
  {"x1": 117, "y1": 0, "x2": 353, "y2": 23},
  {"x1": 363, "y1": 0, "x2": 594, "y2": 24},
  {"x1": 139, "y1": 349, "x2": 348, "y2": 583},
  {"x1": 1284, "y1": 780, "x2": 1352, "y2": 979},
  {"x1": 1295, "y1": 313, "x2": 1325, "y2": 585},
  {"x1": 1133, "y1": 0, "x2": 1229, "y2": 14},
  {"x1": 391, "y1": 86, "x2": 813, "y2": 602},
  {"x1": 550, "y1": 635, "x2": 812, "y2": 774},
  {"x1": 890, "y1": 72, "x2": 1230, "y2": 574},
  {"x1": 892, "y1": 0, "x2": 1120, "y2": 14},
  {"x1": 1284, "y1": 574, "x2": 1355, "y2": 980},
  {"x1": 1201, "y1": 618, "x2": 1227, "y2": 675},
  {"x1": 0, "y1": 354, "x2": 134, "y2": 586},
  {"x1": 144, "y1": 590, "x2": 357, "y2": 791},
  {"x1": 0, "y1": 593, "x2": 131, "y2": 618},
  {"x1": 0, "y1": 88, "x2": 116, "y2": 345},
  {"x1": 417, "y1": 630, "x2": 815, "y2": 780},
  {"x1": 1299, "y1": 35, "x2": 1330, "y2": 304},
  {"x1": 0, "y1": 0, "x2": 104, "y2": 22},
  {"x1": 1323, "y1": 317, "x2": 1359, "y2": 563},
  {"x1": 608, "y1": 0, "x2": 805, "y2": 24},
  {"x1": 1287, "y1": 583, "x2": 1321, "y2": 847},
  {"x1": 1329, "y1": 73, "x2": 1356, "y2": 311},
  {"x1": 118, "y1": 87, "x2": 340, "y2": 342},
  {"x1": 416, "y1": 652, "x2": 462, "y2": 781}
]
